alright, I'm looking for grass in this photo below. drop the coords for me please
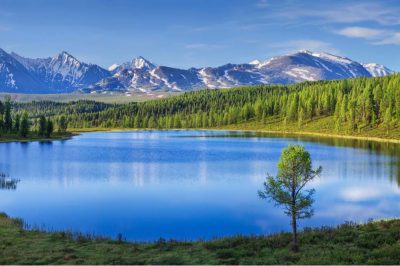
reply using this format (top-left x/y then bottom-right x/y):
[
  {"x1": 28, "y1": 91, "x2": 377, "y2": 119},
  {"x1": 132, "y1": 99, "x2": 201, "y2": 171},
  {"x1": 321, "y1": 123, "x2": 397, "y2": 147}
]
[
  {"x1": 1, "y1": 213, "x2": 400, "y2": 264},
  {"x1": 216, "y1": 115, "x2": 400, "y2": 143},
  {"x1": 70, "y1": 115, "x2": 400, "y2": 143},
  {"x1": 0, "y1": 132, "x2": 75, "y2": 143},
  {"x1": 1, "y1": 116, "x2": 400, "y2": 264}
]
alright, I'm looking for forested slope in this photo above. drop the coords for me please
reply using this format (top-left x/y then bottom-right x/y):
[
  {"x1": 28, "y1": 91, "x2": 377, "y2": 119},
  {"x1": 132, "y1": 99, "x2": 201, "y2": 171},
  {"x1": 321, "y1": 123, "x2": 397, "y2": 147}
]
[{"x1": 13, "y1": 74, "x2": 400, "y2": 139}]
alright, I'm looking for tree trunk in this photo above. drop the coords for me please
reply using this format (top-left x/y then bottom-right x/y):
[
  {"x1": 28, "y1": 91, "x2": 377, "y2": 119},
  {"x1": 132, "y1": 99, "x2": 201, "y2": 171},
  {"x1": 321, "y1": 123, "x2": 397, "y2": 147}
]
[
  {"x1": 291, "y1": 212, "x2": 298, "y2": 252},
  {"x1": 291, "y1": 173, "x2": 298, "y2": 252}
]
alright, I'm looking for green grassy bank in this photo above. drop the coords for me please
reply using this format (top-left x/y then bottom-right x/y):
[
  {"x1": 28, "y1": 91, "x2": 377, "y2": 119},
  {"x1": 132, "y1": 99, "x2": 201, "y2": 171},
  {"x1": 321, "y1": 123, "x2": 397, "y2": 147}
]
[
  {"x1": 1, "y1": 213, "x2": 399, "y2": 265},
  {"x1": 217, "y1": 115, "x2": 400, "y2": 143},
  {"x1": 69, "y1": 114, "x2": 400, "y2": 144}
]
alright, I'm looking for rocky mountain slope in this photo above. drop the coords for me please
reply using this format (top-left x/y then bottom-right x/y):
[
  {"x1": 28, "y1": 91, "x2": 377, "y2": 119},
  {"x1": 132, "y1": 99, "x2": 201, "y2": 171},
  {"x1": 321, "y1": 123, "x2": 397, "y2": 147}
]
[{"x1": 0, "y1": 48, "x2": 395, "y2": 93}]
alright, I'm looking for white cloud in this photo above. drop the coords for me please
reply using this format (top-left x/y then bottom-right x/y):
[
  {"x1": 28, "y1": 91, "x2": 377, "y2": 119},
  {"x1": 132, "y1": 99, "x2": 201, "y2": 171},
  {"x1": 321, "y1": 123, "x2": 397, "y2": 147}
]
[
  {"x1": 336, "y1": 27, "x2": 387, "y2": 40},
  {"x1": 340, "y1": 187, "x2": 383, "y2": 202},
  {"x1": 269, "y1": 39, "x2": 340, "y2": 54},
  {"x1": 374, "y1": 32, "x2": 400, "y2": 45},
  {"x1": 335, "y1": 26, "x2": 400, "y2": 46}
]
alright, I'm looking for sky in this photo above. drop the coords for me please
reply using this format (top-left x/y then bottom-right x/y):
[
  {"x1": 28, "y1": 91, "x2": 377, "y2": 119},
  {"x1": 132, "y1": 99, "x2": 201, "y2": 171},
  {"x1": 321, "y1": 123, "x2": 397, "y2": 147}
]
[{"x1": 0, "y1": 0, "x2": 399, "y2": 70}]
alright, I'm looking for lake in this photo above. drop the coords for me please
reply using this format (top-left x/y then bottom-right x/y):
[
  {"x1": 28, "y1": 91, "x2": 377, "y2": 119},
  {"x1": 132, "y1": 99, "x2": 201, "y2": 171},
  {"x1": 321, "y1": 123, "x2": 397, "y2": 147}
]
[{"x1": 0, "y1": 130, "x2": 399, "y2": 241}]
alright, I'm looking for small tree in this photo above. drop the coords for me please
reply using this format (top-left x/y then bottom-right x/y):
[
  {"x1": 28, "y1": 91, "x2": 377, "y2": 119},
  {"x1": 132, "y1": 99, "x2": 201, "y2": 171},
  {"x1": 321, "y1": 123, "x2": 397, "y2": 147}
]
[
  {"x1": 258, "y1": 144, "x2": 322, "y2": 251},
  {"x1": 3, "y1": 96, "x2": 12, "y2": 133},
  {"x1": 58, "y1": 115, "x2": 68, "y2": 133},
  {"x1": 19, "y1": 112, "x2": 29, "y2": 138},
  {"x1": 13, "y1": 114, "x2": 20, "y2": 133},
  {"x1": 38, "y1": 115, "x2": 47, "y2": 136},
  {"x1": 45, "y1": 119, "x2": 53, "y2": 137}
]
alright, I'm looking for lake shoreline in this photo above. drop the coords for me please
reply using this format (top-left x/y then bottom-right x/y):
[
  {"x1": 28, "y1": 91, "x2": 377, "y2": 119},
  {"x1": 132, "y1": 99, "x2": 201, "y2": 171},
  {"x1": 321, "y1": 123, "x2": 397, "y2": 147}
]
[
  {"x1": 1, "y1": 212, "x2": 399, "y2": 264},
  {"x1": 223, "y1": 128, "x2": 400, "y2": 144},
  {"x1": 69, "y1": 127, "x2": 400, "y2": 144},
  {"x1": 0, "y1": 132, "x2": 76, "y2": 143}
]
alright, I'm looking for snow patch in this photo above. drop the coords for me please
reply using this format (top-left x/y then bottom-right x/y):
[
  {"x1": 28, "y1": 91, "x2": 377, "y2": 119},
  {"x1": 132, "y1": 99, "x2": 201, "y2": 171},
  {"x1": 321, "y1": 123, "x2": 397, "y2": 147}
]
[
  {"x1": 108, "y1": 64, "x2": 119, "y2": 71},
  {"x1": 285, "y1": 67, "x2": 316, "y2": 81},
  {"x1": 362, "y1": 63, "x2": 395, "y2": 77}
]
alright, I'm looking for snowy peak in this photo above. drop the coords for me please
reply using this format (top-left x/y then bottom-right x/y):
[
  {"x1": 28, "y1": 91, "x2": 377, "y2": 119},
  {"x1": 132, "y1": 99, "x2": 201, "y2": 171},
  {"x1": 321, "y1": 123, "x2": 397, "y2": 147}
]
[
  {"x1": 0, "y1": 49, "x2": 48, "y2": 92},
  {"x1": 108, "y1": 56, "x2": 156, "y2": 74},
  {"x1": 3, "y1": 49, "x2": 110, "y2": 93},
  {"x1": 51, "y1": 51, "x2": 83, "y2": 69},
  {"x1": 0, "y1": 48, "x2": 395, "y2": 93},
  {"x1": 249, "y1": 59, "x2": 261, "y2": 65},
  {"x1": 247, "y1": 50, "x2": 374, "y2": 83},
  {"x1": 362, "y1": 63, "x2": 395, "y2": 77},
  {"x1": 290, "y1": 50, "x2": 354, "y2": 65},
  {"x1": 73, "y1": 49, "x2": 398, "y2": 93},
  {"x1": 311, "y1": 52, "x2": 353, "y2": 65},
  {"x1": 296, "y1": 49, "x2": 314, "y2": 55},
  {"x1": 132, "y1": 56, "x2": 155, "y2": 70}
]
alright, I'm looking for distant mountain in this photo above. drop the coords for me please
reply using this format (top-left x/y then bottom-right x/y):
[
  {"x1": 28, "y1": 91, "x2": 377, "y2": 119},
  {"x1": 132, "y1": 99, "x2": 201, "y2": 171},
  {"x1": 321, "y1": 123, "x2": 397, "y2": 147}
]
[
  {"x1": 0, "y1": 48, "x2": 48, "y2": 93},
  {"x1": 249, "y1": 50, "x2": 372, "y2": 84},
  {"x1": 4, "y1": 50, "x2": 110, "y2": 93},
  {"x1": 91, "y1": 50, "x2": 395, "y2": 93},
  {"x1": 0, "y1": 48, "x2": 395, "y2": 94},
  {"x1": 362, "y1": 63, "x2": 395, "y2": 77}
]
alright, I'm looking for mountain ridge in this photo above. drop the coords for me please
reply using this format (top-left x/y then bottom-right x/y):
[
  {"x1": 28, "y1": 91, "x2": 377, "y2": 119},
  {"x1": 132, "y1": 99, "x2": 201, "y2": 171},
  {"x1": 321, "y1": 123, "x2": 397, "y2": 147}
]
[{"x1": 0, "y1": 48, "x2": 395, "y2": 94}]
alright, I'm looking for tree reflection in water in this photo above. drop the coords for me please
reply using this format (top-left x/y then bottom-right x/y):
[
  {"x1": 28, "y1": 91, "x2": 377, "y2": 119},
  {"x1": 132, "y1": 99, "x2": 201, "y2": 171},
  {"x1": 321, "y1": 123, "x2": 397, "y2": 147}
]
[
  {"x1": 0, "y1": 172, "x2": 20, "y2": 190},
  {"x1": 199, "y1": 131, "x2": 400, "y2": 186}
]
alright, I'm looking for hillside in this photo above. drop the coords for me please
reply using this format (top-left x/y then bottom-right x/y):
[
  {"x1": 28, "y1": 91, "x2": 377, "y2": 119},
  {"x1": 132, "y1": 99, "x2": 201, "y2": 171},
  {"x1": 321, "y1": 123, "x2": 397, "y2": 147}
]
[{"x1": 12, "y1": 74, "x2": 400, "y2": 141}]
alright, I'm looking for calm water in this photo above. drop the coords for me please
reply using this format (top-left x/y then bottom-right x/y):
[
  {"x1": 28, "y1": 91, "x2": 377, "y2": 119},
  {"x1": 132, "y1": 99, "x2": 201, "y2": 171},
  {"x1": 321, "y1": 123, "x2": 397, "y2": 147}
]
[{"x1": 0, "y1": 130, "x2": 400, "y2": 241}]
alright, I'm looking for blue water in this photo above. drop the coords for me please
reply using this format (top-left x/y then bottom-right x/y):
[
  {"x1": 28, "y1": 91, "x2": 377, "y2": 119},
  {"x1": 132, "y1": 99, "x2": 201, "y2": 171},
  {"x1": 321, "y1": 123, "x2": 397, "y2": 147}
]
[{"x1": 0, "y1": 130, "x2": 399, "y2": 241}]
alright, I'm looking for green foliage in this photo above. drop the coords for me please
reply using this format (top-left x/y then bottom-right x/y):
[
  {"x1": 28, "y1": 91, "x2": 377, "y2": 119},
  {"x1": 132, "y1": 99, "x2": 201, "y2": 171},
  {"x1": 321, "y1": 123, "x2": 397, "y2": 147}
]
[
  {"x1": 58, "y1": 115, "x2": 68, "y2": 133},
  {"x1": 46, "y1": 119, "x2": 54, "y2": 137},
  {"x1": 3, "y1": 96, "x2": 12, "y2": 133},
  {"x1": 3, "y1": 75, "x2": 399, "y2": 140},
  {"x1": 38, "y1": 115, "x2": 47, "y2": 136},
  {"x1": 19, "y1": 112, "x2": 29, "y2": 138},
  {"x1": 259, "y1": 145, "x2": 322, "y2": 251},
  {"x1": 0, "y1": 98, "x2": 69, "y2": 141},
  {"x1": 11, "y1": 75, "x2": 400, "y2": 137},
  {"x1": 1, "y1": 213, "x2": 400, "y2": 264},
  {"x1": 37, "y1": 115, "x2": 54, "y2": 137}
]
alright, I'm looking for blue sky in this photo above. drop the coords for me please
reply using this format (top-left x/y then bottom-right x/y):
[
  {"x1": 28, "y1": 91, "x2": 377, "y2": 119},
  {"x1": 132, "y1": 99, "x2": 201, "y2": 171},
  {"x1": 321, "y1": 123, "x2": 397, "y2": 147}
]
[{"x1": 0, "y1": 0, "x2": 399, "y2": 70}]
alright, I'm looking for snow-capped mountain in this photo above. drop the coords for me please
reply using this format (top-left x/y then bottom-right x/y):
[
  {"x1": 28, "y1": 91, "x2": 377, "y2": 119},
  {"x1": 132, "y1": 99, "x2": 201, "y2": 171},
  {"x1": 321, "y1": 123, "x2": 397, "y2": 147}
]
[
  {"x1": 0, "y1": 48, "x2": 395, "y2": 93},
  {"x1": 5, "y1": 50, "x2": 110, "y2": 93},
  {"x1": 88, "y1": 63, "x2": 203, "y2": 92},
  {"x1": 0, "y1": 48, "x2": 48, "y2": 93},
  {"x1": 362, "y1": 63, "x2": 395, "y2": 77},
  {"x1": 248, "y1": 50, "x2": 372, "y2": 84},
  {"x1": 91, "y1": 50, "x2": 392, "y2": 92},
  {"x1": 108, "y1": 56, "x2": 156, "y2": 75}
]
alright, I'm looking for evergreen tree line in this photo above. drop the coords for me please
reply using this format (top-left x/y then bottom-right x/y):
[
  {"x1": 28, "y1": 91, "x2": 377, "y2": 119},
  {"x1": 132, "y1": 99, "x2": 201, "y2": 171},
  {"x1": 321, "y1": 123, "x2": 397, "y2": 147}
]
[
  {"x1": 0, "y1": 97, "x2": 30, "y2": 137},
  {"x1": 0, "y1": 96, "x2": 69, "y2": 138},
  {"x1": 13, "y1": 74, "x2": 400, "y2": 132}
]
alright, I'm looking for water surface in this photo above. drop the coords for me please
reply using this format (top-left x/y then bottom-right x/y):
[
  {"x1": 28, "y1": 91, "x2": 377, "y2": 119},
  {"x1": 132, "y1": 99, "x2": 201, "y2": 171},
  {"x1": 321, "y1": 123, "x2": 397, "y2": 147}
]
[{"x1": 0, "y1": 130, "x2": 399, "y2": 241}]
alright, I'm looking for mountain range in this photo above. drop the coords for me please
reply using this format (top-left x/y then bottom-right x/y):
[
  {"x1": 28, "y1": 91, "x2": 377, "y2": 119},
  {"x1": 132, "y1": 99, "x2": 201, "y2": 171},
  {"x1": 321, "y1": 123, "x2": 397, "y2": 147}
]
[{"x1": 0, "y1": 48, "x2": 395, "y2": 94}]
